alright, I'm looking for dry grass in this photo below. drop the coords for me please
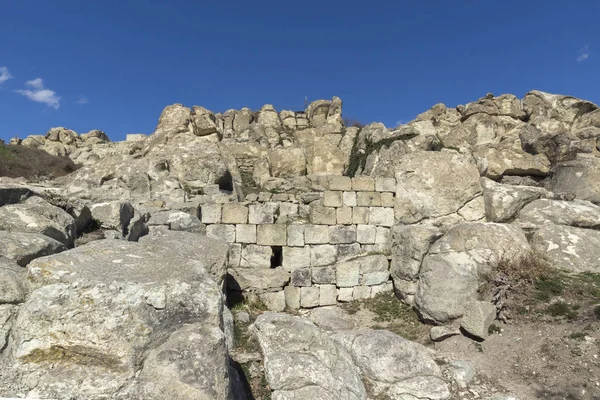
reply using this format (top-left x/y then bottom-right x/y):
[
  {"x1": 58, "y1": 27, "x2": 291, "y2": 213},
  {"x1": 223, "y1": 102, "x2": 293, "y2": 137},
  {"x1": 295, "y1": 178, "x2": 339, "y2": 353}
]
[{"x1": 0, "y1": 144, "x2": 80, "y2": 181}]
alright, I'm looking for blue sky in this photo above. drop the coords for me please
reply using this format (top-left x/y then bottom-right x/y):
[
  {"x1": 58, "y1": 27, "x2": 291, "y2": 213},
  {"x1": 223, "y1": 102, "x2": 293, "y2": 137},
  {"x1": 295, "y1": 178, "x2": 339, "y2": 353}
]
[{"x1": 1, "y1": 1, "x2": 598, "y2": 142}]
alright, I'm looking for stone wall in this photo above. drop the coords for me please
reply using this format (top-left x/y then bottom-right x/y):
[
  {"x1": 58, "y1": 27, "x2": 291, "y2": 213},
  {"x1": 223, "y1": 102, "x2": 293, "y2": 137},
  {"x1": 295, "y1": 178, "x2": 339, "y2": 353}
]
[{"x1": 200, "y1": 175, "x2": 397, "y2": 310}]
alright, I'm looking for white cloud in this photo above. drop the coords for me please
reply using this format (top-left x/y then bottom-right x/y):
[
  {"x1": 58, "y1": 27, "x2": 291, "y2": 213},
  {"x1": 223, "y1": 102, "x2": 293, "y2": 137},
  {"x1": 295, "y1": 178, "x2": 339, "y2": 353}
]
[
  {"x1": 0, "y1": 67, "x2": 12, "y2": 84},
  {"x1": 16, "y1": 78, "x2": 60, "y2": 109},
  {"x1": 577, "y1": 45, "x2": 590, "y2": 62},
  {"x1": 76, "y1": 96, "x2": 89, "y2": 105}
]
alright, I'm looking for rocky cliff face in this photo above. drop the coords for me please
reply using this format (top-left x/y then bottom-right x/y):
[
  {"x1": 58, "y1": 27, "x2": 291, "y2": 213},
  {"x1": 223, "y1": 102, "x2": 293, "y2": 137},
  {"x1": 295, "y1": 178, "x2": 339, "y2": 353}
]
[{"x1": 1, "y1": 90, "x2": 599, "y2": 399}]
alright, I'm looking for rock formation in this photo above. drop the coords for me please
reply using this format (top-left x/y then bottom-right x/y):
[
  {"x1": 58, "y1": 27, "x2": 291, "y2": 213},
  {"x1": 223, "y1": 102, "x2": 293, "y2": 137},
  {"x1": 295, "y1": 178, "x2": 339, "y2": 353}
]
[{"x1": 1, "y1": 90, "x2": 599, "y2": 399}]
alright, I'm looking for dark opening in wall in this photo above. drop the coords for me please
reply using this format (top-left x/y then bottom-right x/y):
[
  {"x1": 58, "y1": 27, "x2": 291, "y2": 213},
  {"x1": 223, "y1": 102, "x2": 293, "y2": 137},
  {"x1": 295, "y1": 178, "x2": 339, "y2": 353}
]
[
  {"x1": 270, "y1": 246, "x2": 283, "y2": 268},
  {"x1": 217, "y1": 171, "x2": 234, "y2": 192}
]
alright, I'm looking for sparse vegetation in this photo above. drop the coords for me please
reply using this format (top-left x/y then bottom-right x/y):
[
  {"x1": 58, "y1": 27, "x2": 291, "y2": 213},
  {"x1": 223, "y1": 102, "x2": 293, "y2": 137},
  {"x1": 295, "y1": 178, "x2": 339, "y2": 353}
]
[
  {"x1": 0, "y1": 143, "x2": 80, "y2": 181},
  {"x1": 363, "y1": 292, "x2": 425, "y2": 341},
  {"x1": 343, "y1": 117, "x2": 365, "y2": 129},
  {"x1": 488, "y1": 324, "x2": 502, "y2": 335}
]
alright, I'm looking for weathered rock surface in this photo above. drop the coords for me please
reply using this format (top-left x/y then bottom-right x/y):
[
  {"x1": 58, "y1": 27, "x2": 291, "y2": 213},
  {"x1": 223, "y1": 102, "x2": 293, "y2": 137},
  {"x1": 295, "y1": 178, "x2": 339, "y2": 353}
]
[
  {"x1": 9, "y1": 239, "x2": 229, "y2": 399},
  {"x1": 518, "y1": 199, "x2": 600, "y2": 229},
  {"x1": 480, "y1": 178, "x2": 547, "y2": 222},
  {"x1": 460, "y1": 301, "x2": 497, "y2": 340},
  {"x1": 333, "y1": 330, "x2": 450, "y2": 399},
  {"x1": 0, "y1": 257, "x2": 26, "y2": 304},
  {"x1": 531, "y1": 224, "x2": 600, "y2": 273},
  {"x1": 414, "y1": 223, "x2": 530, "y2": 324},
  {"x1": 549, "y1": 156, "x2": 600, "y2": 204},
  {"x1": 0, "y1": 231, "x2": 66, "y2": 267},
  {"x1": 254, "y1": 313, "x2": 366, "y2": 400},
  {"x1": 394, "y1": 151, "x2": 482, "y2": 225},
  {"x1": 0, "y1": 197, "x2": 76, "y2": 247}
]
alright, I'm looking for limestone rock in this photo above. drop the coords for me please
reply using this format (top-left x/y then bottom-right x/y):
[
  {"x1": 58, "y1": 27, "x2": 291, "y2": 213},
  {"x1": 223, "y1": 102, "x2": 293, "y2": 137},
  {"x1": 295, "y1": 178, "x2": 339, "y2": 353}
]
[
  {"x1": 254, "y1": 312, "x2": 366, "y2": 400},
  {"x1": 333, "y1": 330, "x2": 450, "y2": 399},
  {"x1": 391, "y1": 225, "x2": 441, "y2": 282},
  {"x1": 0, "y1": 257, "x2": 26, "y2": 304},
  {"x1": 124, "y1": 324, "x2": 231, "y2": 399},
  {"x1": 0, "y1": 231, "x2": 66, "y2": 267},
  {"x1": 518, "y1": 199, "x2": 600, "y2": 229},
  {"x1": 138, "y1": 230, "x2": 229, "y2": 285},
  {"x1": 268, "y1": 147, "x2": 306, "y2": 177},
  {"x1": 460, "y1": 301, "x2": 497, "y2": 340},
  {"x1": 430, "y1": 326, "x2": 460, "y2": 342},
  {"x1": 0, "y1": 199, "x2": 76, "y2": 247},
  {"x1": 394, "y1": 151, "x2": 482, "y2": 224},
  {"x1": 549, "y1": 156, "x2": 600, "y2": 204},
  {"x1": 90, "y1": 201, "x2": 136, "y2": 235},
  {"x1": 228, "y1": 268, "x2": 290, "y2": 292},
  {"x1": 473, "y1": 141, "x2": 551, "y2": 179},
  {"x1": 415, "y1": 223, "x2": 530, "y2": 324},
  {"x1": 531, "y1": 224, "x2": 600, "y2": 273},
  {"x1": 480, "y1": 177, "x2": 546, "y2": 222},
  {"x1": 13, "y1": 239, "x2": 225, "y2": 399},
  {"x1": 147, "y1": 210, "x2": 206, "y2": 234},
  {"x1": 191, "y1": 106, "x2": 219, "y2": 136}
]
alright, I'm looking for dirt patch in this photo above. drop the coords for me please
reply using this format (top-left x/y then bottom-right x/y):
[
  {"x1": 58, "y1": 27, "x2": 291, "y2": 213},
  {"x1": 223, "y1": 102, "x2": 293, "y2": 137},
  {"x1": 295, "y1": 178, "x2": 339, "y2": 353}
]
[{"x1": 0, "y1": 144, "x2": 79, "y2": 181}]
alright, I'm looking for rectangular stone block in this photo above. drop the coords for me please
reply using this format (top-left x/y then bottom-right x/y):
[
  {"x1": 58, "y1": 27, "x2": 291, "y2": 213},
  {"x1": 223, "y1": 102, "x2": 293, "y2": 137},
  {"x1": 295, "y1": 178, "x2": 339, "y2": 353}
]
[
  {"x1": 380, "y1": 192, "x2": 395, "y2": 207},
  {"x1": 235, "y1": 224, "x2": 257, "y2": 244},
  {"x1": 356, "y1": 224, "x2": 377, "y2": 244},
  {"x1": 277, "y1": 203, "x2": 299, "y2": 224},
  {"x1": 240, "y1": 244, "x2": 272, "y2": 268},
  {"x1": 356, "y1": 191, "x2": 381, "y2": 207},
  {"x1": 285, "y1": 286, "x2": 300, "y2": 309},
  {"x1": 323, "y1": 191, "x2": 343, "y2": 207},
  {"x1": 336, "y1": 259, "x2": 360, "y2": 287},
  {"x1": 369, "y1": 207, "x2": 395, "y2": 227},
  {"x1": 359, "y1": 254, "x2": 390, "y2": 286},
  {"x1": 342, "y1": 191, "x2": 357, "y2": 207},
  {"x1": 287, "y1": 224, "x2": 305, "y2": 247},
  {"x1": 310, "y1": 245, "x2": 337, "y2": 267},
  {"x1": 375, "y1": 177, "x2": 396, "y2": 192},
  {"x1": 206, "y1": 224, "x2": 235, "y2": 243},
  {"x1": 249, "y1": 203, "x2": 278, "y2": 224},
  {"x1": 352, "y1": 176, "x2": 375, "y2": 191},
  {"x1": 271, "y1": 193, "x2": 289, "y2": 202},
  {"x1": 329, "y1": 225, "x2": 357, "y2": 244},
  {"x1": 200, "y1": 204, "x2": 221, "y2": 224},
  {"x1": 300, "y1": 286, "x2": 320, "y2": 308},
  {"x1": 361, "y1": 244, "x2": 391, "y2": 258},
  {"x1": 257, "y1": 224, "x2": 287, "y2": 246},
  {"x1": 353, "y1": 285, "x2": 372, "y2": 300},
  {"x1": 337, "y1": 287, "x2": 354, "y2": 302},
  {"x1": 291, "y1": 268, "x2": 312, "y2": 287},
  {"x1": 221, "y1": 203, "x2": 249, "y2": 224},
  {"x1": 228, "y1": 243, "x2": 242, "y2": 268},
  {"x1": 375, "y1": 227, "x2": 391, "y2": 245},
  {"x1": 311, "y1": 265, "x2": 336, "y2": 284},
  {"x1": 328, "y1": 176, "x2": 352, "y2": 191},
  {"x1": 259, "y1": 291, "x2": 286, "y2": 312},
  {"x1": 352, "y1": 207, "x2": 369, "y2": 224},
  {"x1": 319, "y1": 284, "x2": 338, "y2": 306},
  {"x1": 282, "y1": 246, "x2": 311, "y2": 272},
  {"x1": 337, "y1": 243, "x2": 362, "y2": 261},
  {"x1": 203, "y1": 184, "x2": 221, "y2": 196},
  {"x1": 309, "y1": 204, "x2": 337, "y2": 225},
  {"x1": 304, "y1": 225, "x2": 329, "y2": 244},
  {"x1": 336, "y1": 206, "x2": 353, "y2": 225}
]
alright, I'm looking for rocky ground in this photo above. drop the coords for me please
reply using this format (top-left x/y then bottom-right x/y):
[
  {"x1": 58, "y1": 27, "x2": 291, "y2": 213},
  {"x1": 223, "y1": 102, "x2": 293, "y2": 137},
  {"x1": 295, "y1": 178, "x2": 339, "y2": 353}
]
[{"x1": 1, "y1": 90, "x2": 600, "y2": 399}]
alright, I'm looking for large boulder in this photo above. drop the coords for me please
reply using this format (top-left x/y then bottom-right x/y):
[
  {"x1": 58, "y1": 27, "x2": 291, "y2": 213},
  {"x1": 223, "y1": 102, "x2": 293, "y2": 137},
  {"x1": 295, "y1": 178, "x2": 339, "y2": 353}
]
[
  {"x1": 0, "y1": 231, "x2": 66, "y2": 267},
  {"x1": 0, "y1": 257, "x2": 26, "y2": 304},
  {"x1": 549, "y1": 156, "x2": 600, "y2": 204},
  {"x1": 531, "y1": 224, "x2": 600, "y2": 273},
  {"x1": 138, "y1": 230, "x2": 229, "y2": 286},
  {"x1": 414, "y1": 223, "x2": 530, "y2": 324},
  {"x1": 0, "y1": 198, "x2": 76, "y2": 247},
  {"x1": 480, "y1": 178, "x2": 547, "y2": 222},
  {"x1": 333, "y1": 330, "x2": 450, "y2": 399},
  {"x1": 254, "y1": 313, "x2": 366, "y2": 400},
  {"x1": 394, "y1": 151, "x2": 483, "y2": 225},
  {"x1": 518, "y1": 199, "x2": 600, "y2": 229},
  {"x1": 10, "y1": 239, "x2": 229, "y2": 399}
]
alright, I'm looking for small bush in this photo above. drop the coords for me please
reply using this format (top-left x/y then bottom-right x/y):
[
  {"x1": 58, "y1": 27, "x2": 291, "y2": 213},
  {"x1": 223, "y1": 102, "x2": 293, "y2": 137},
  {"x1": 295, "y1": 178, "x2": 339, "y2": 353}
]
[
  {"x1": 545, "y1": 302, "x2": 578, "y2": 320},
  {"x1": 493, "y1": 251, "x2": 553, "y2": 285},
  {"x1": 343, "y1": 117, "x2": 365, "y2": 129}
]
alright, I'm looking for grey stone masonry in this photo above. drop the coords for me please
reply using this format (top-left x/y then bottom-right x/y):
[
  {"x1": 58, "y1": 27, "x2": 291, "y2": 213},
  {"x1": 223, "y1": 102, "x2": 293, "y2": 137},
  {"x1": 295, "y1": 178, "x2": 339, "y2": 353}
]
[
  {"x1": 235, "y1": 224, "x2": 257, "y2": 244},
  {"x1": 287, "y1": 224, "x2": 305, "y2": 246},
  {"x1": 201, "y1": 204, "x2": 221, "y2": 224},
  {"x1": 336, "y1": 207, "x2": 353, "y2": 225},
  {"x1": 249, "y1": 203, "x2": 278, "y2": 224},
  {"x1": 352, "y1": 176, "x2": 375, "y2": 191},
  {"x1": 221, "y1": 203, "x2": 249, "y2": 224},
  {"x1": 309, "y1": 204, "x2": 337, "y2": 225},
  {"x1": 343, "y1": 191, "x2": 357, "y2": 207},
  {"x1": 329, "y1": 225, "x2": 357, "y2": 244},
  {"x1": 375, "y1": 177, "x2": 396, "y2": 192},
  {"x1": 357, "y1": 225, "x2": 377, "y2": 244},
  {"x1": 356, "y1": 192, "x2": 381, "y2": 207},
  {"x1": 206, "y1": 224, "x2": 235, "y2": 243},
  {"x1": 282, "y1": 246, "x2": 311, "y2": 272},
  {"x1": 256, "y1": 224, "x2": 287, "y2": 246},
  {"x1": 304, "y1": 225, "x2": 329, "y2": 244},
  {"x1": 353, "y1": 207, "x2": 369, "y2": 224},
  {"x1": 323, "y1": 191, "x2": 343, "y2": 207},
  {"x1": 300, "y1": 286, "x2": 320, "y2": 308},
  {"x1": 369, "y1": 207, "x2": 394, "y2": 227},
  {"x1": 310, "y1": 245, "x2": 337, "y2": 267},
  {"x1": 328, "y1": 176, "x2": 352, "y2": 191}
]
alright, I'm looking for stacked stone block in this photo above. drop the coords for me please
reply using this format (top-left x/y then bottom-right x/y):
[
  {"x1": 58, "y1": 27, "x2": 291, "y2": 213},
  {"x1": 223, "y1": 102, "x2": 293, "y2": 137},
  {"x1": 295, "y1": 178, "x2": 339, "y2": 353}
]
[{"x1": 204, "y1": 176, "x2": 397, "y2": 310}]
